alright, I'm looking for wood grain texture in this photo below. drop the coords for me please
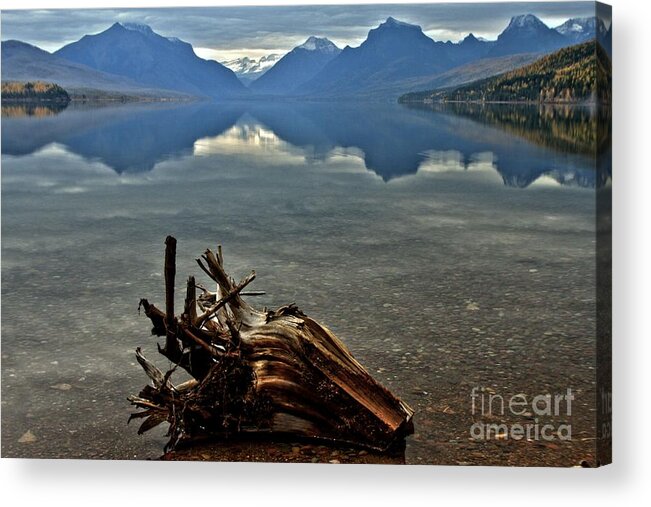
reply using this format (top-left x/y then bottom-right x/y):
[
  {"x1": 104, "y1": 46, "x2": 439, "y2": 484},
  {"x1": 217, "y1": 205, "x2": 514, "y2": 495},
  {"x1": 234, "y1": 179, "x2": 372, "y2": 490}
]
[{"x1": 130, "y1": 237, "x2": 414, "y2": 451}]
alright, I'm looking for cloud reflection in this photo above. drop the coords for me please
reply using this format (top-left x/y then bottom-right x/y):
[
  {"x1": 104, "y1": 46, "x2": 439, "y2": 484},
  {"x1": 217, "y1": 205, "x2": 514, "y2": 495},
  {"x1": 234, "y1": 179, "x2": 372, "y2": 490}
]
[{"x1": 1, "y1": 101, "x2": 605, "y2": 189}]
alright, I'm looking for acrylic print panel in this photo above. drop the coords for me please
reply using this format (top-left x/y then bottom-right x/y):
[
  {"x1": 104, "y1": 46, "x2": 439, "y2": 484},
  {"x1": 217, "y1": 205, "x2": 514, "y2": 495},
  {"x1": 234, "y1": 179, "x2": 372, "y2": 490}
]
[{"x1": 0, "y1": 1, "x2": 612, "y2": 466}]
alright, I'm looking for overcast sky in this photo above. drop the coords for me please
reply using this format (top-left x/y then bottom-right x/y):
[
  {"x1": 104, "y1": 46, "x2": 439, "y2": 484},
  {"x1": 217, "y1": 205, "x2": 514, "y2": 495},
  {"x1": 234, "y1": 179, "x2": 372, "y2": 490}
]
[{"x1": 1, "y1": 2, "x2": 597, "y2": 61}]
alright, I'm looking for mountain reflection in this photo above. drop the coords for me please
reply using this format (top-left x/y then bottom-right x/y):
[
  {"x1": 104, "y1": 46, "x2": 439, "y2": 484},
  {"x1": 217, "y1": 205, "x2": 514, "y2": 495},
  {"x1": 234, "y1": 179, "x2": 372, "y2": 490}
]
[
  {"x1": 1, "y1": 100, "x2": 609, "y2": 188},
  {"x1": 406, "y1": 102, "x2": 612, "y2": 188}
]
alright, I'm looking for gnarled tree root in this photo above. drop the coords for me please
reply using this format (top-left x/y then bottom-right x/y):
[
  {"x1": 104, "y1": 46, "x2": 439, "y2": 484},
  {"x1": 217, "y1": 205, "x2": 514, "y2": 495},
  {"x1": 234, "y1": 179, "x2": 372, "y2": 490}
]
[{"x1": 129, "y1": 236, "x2": 414, "y2": 452}]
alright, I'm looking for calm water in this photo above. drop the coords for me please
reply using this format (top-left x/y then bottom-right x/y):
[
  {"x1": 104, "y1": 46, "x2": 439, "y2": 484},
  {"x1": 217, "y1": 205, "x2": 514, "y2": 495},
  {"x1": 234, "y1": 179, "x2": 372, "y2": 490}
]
[{"x1": 1, "y1": 101, "x2": 607, "y2": 464}]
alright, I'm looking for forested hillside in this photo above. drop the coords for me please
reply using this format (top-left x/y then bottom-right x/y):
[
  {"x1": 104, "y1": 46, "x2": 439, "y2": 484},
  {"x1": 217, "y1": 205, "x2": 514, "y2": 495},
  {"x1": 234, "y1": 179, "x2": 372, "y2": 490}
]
[
  {"x1": 2, "y1": 81, "x2": 70, "y2": 102},
  {"x1": 400, "y1": 42, "x2": 611, "y2": 104}
]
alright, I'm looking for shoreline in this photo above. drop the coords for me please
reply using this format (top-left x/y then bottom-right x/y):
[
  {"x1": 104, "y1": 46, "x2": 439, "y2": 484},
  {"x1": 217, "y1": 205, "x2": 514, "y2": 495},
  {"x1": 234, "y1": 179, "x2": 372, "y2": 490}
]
[{"x1": 400, "y1": 99, "x2": 608, "y2": 106}]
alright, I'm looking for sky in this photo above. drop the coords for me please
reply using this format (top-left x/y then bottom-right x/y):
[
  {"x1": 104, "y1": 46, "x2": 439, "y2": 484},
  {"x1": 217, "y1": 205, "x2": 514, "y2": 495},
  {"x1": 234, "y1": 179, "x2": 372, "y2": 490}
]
[{"x1": 1, "y1": 2, "x2": 597, "y2": 62}]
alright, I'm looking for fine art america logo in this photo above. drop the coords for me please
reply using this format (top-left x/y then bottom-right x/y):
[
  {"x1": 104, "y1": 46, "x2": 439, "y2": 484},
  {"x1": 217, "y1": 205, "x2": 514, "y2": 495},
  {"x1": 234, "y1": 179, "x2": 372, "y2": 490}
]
[{"x1": 470, "y1": 387, "x2": 574, "y2": 441}]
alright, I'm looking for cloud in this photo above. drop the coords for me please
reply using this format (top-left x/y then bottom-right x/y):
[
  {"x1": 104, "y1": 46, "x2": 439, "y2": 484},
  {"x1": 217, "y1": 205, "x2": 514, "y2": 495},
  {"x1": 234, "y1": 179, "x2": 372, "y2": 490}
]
[{"x1": 1, "y1": 2, "x2": 596, "y2": 58}]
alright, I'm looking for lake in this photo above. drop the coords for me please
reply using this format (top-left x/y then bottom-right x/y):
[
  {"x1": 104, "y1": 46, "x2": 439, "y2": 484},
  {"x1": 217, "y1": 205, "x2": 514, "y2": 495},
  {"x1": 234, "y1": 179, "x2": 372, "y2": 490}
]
[{"x1": 1, "y1": 100, "x2": 609, "y2": 465}]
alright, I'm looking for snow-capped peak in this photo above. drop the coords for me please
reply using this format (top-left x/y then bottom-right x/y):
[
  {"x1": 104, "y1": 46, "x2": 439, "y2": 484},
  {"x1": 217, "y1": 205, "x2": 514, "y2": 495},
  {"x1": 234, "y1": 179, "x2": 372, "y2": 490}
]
[
  {"x1": 221, "y1": 54, "x2": 281, "y2": 75},
  {"x1": 296, "y1": 36, "x2": 339, "y2": 54},
  {"x1": 506, "y1": 14, "x2": 545, "y2": 30},
  {"x1": 554, "y1": 17, "x2": 596, "y2": 35},
  {"x1": 119, "y1": 22, "x2": 155, "y2": 35},
  {"x1": 554, "y1": 17, "x2": 602, "y2": 42}
]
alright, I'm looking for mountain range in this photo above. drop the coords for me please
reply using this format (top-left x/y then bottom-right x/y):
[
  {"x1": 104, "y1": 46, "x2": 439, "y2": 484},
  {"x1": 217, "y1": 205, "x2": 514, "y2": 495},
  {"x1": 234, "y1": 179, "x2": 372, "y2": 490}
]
[
  {"x1": 255, "y1": 14, "x2": 608, "y2": 98},
  {"x1": 555, "y1": 16, "x2": 607, "y2": 45},
  {"x1": 250, "y1": 37, "x2": 341, "y2": 95},
  {"x1": 296, "y1": 17, "x2": 453, "y2": 97},
  {"x1": 221, "y1": 54, "x2": 281, "y2": 85},
  {"x1": 487, "y1": 13, "x2": 567, "y2": 57},
  {"x1": 54, "y1": 22, "x2": 245, "y2": 98},
  {"x1": 1, "y1": 14, "x2": 610, "y2": 101},
  {"x1": 1, "y1": 39, "x2": 190, "y2": 99}
]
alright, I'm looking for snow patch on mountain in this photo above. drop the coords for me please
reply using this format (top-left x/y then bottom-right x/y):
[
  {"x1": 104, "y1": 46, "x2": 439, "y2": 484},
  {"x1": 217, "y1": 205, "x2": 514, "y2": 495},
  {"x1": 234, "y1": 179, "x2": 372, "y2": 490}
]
[
  {"x1": 507, "y1": 14, "x2": 545, "y2": 30},
  {"x1": 554, "y1": 17, "x2": 600, "y2": 43},
  {"x1": 119, "y1": 22, "x2": 155, "y2": 35},
  {"x1": 296, "y1": 36, "x2": 339, "y2": 54},
  {"x1": 555, "y1": 17, "x2": 593, "y2": 35},
  {"x1": 222, "y1": 54, "x2": 281, "y2": 76}
]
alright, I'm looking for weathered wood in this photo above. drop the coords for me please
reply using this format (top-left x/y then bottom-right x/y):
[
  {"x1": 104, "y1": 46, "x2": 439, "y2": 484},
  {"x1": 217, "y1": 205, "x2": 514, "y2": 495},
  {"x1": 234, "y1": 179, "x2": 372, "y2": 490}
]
[
  {"x1": 194, "y1": 271, "x2": 256, "y2": 329},
  {"x1": 130, "y1": 237, "x2": 414, "y2": 452},
  {"x1": 183, "y1": 276, "x2": 197, "y2": 324},
  {"x1": 163, "y1": 235, "x2": 179, "y2": 358}
]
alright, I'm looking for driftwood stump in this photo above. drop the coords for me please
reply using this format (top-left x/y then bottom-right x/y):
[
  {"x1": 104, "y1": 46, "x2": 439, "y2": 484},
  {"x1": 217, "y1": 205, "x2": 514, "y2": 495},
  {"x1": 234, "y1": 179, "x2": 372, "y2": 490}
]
[{"x1": 129, "y1": 236, "x2": 414, "y2": 451}]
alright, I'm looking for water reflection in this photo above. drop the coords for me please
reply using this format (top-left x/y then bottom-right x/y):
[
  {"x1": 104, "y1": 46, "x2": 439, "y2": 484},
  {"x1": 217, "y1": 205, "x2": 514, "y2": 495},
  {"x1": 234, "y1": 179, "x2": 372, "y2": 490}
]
[
  {"x1": 1, "y1": 100, "x2": 609, "y2": 188},
  {"x1": 1, "y1": 101, "x2": 68, "y2": 118}
]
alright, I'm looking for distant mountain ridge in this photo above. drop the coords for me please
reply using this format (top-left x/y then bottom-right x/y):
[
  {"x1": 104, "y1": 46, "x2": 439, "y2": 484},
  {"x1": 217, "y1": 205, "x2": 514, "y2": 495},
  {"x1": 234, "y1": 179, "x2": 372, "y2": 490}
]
[
  {"x1": 249, "y1": 37, "x2": 341, "y2": 95},
  {"x1": 1, "y1": 39, "x2": 188, "y2": 99},
  {"x1": 3, "y1": 13, "x2": 609, "y2": 101},
  {"x1": 55, "y1": 22, "x2": 245, "y2": 98},
  {"x1": 288, "y1": 14, "x2": 605, "y2": 98},
  {"x1": 488, "y1": 14, "x2": 567, "y2": 57},
  {"x1": 296, "y1": 36, "x2": 340, "y2": 54},
  {"x1": 221, "y1": 54, "x2": 281, "y2": 85},
  {"x1": 295, "y1": 17, "x2": 452, "y2": 97},
  {"x1": 554, "y1": 17, "x2": 606, "y2": 44}
]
